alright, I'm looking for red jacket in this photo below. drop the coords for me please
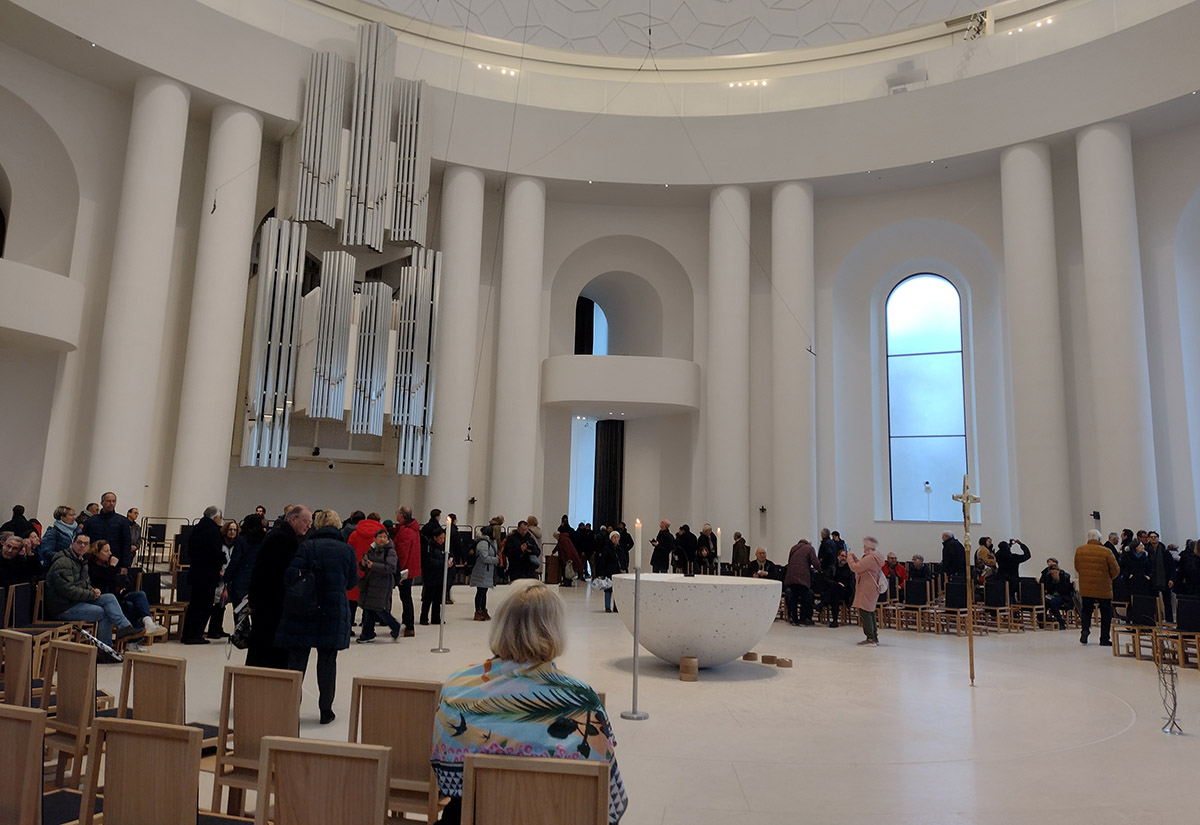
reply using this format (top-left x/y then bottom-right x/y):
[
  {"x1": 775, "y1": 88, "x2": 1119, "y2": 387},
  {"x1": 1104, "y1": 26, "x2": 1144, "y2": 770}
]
[
  {"x1": 395, "y1": 518, "x2": 421, "y2": 581},
  {"x1": 346, "y1": 519, "x2": 385, "y2": 600}
]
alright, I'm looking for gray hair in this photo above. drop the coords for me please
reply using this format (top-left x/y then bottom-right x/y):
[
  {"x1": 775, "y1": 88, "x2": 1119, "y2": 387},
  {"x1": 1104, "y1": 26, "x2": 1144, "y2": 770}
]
[
  {"x1": 204, "y1": 505, "x2": 222, "y2": 521},
  {"x1": 53, "y1": 505, "x2": 74, "y2": 521},
  {"x1": 1086, "y1": 528, "x2": 1102, "y2": 542}
]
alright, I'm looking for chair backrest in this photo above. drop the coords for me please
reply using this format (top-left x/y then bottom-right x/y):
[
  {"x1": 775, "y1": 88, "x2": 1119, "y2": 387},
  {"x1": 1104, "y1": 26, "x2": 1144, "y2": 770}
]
[
  {"x1": 0, "y1": 629, "x2": 34, "y2": 707},
  {"x1": 175, "y1": 568, "x2": 193, "y2": 602},
  {"x1": 1127, "y1": 593, "x2": 1160, "y2": 626},
  {"x1": 118, "y1": 651, "x2": 187, "y2": 724},
  {"x1": 903, "y1": 580, "x2": 929, "y2": 606},
  {"x1": 146, "y1": 522, "x2": 167, "y2": 544},
  {"x1": 0, "y1": 704, "x2": 47, "y2": 825},
  {"x1": 1017, "y1": 578, "x2": 1044, "y2": 607},
  {"x1": 944, "y1": 580, "x2": 968, "y2": 610},
  {"x1": 461, "y1": 754, "x2": 608, "y2": 825},
  {"x1": 0, "y1": 585, "x2": 8, "y2": 627},
  {"x1": 9, "y1": 582, "x2": 33, "y2": 626},
  {"x1": 79, "y1": 717, "x2": 202, "y2": 825},
  {"x1": 1176, "y1": 596, "x2": 1200, "y2": 633},
  {"x1": 41, "y1": 640, "x2": 97, "y2": 734},
  {"x1": 348, "y1": 677, "x2": 440, "y2": 790},
  {"x1": 254, "y1": 736, "x2": 390, "y2": 825},
  {"x1": 218, "y1": 665, "x2": 302, "y2": 769},
  {"x1": 1112, "y1": 576, "x2": 1131, "y2": 603},
  {"x1": 140, "y1": 571, "x2": 163, "y2": 607},
  {"x1": 983, "y1": 580, "x2": 1009, "y2": 608}
]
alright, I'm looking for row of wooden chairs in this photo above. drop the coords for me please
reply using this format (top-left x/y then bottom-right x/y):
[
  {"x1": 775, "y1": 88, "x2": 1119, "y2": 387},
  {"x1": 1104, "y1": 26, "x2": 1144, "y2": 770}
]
[{"x1": 1110, "y1": 594, "x2": 1200, "y2": 667}]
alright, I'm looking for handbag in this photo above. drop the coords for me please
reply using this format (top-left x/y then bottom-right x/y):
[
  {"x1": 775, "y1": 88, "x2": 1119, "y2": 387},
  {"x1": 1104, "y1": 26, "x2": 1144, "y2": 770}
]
[
  {"x1": 284, "y1": 551, "x2": 319, "y2": 616},
  {"x1": 229, "y1": 602, "x2": 252, "y2": 650}
]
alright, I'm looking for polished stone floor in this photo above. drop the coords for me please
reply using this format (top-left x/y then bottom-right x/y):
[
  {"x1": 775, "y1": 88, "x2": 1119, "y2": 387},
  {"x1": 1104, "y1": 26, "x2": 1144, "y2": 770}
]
[{"x1": 99, "y1": 583, "x2": 1200, "y2": 824}]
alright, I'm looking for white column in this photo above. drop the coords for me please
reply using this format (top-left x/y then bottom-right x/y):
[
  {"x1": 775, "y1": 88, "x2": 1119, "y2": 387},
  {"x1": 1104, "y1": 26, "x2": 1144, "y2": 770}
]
[
  {"x1": 770, "y1": 181, "x2": 816, "y2": 548},
  {"x1": 1000, "y1": 142, "x2": 1073, "y2": 554},
  {"x1": 488, "y1": 176, "x2": 545, "y2": 520},
  {"x1": 706, "y1": 185, "x2": 751, "y2": 548},
  {"x1": 87, "y1": 76, "x2": 190, "y2": 505},
  {"x1": 1076, "y1": 122, "x2": 1159, "y2": 528},
  {"x1": 168, "y1": 104, "x2": 264, "y2": 517},
  {"x1": 425, "y1": 165, "x2": 485, "y2": 516}
]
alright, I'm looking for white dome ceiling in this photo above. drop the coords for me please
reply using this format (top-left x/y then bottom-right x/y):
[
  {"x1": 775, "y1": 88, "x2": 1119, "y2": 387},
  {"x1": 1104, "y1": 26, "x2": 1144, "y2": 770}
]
[{"x1": 363, "y1": 0, "x2": 991, "y2": 57}]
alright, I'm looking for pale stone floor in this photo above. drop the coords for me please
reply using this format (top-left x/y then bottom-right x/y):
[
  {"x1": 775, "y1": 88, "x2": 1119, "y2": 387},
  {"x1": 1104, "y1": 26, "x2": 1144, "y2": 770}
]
[{"x1": 100, "y1": 584, "x2": 1200, "y2": 824}]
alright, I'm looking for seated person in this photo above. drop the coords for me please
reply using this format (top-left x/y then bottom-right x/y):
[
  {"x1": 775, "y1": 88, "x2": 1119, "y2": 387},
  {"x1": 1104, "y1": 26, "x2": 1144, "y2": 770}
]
[
  {"x1": 44, "y1": 532, "x2": 144, "y2": 657},
  {"x1": 1038, "y1": 558, "x2": 1075, "y2": 629},
  {"x1": 431, "y1": 579, "x2": 628, "y2": 824},
  {"x1": 0, "y1": 531, "x2": 43, "y2": 587},
  {"x1": 742, "y1": 547, "x2": 779, "y2": 579},
  {"x1": 882, "y1": 552, "x2": 909, "y2": 594},
  {"x1": 86, "y1": 539, "x2": 167, "y2": 638},
  {"x1": 824, "y1": 550, "x2": 856, "y2": 628},
  {"x1": 907, "y1": 554, "x2": 933, "y2": 581}
]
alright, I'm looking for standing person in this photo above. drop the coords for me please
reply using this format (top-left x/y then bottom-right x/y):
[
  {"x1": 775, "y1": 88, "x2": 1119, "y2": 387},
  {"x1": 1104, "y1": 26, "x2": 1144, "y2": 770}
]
[
  {"x1": 431, "y1": 579, "x2": 628, "y2": 825},
  {"x1": 224, "y1": 514, "x2": 266, "y2": 609},
  {"x1": 445, "y1": 513, "x2": 465, "y2": 604},
  {"x1": 783, "y1": 538, "x2": 820, "y2": 626},
  {"x1": 552, "y1": 528, "x2": 583, "y2": 586},
  {"x1": 0, "y1": 505, "x2": 35, "y2": 537},
  {"x1": 1075, "y1": 529, "x2": 1121, "y2": 646},
  {"x1": 595, "y1": 532, "x2": 622, "y2": 613},
  {"x1": 1176, "y1": 539, "x2": 1200, "y2": 597},
  {"x1": 471, "y1": 526, "x2": 499, "y2": 621},
  {"x1": 420, "y1": 527, "x2": 448, "y2": 625},
  {"x1": 817, "y1": 529, "x2": 837, "y2": 577},
  {"x1": 126, "y1": 507, "x2": 141, "y2": 566},
  {"x1": 356, "y1": 528, "x2": 402, "y2": 643},
  {"x1": 995, "y1": 538, "x2": 1032, "y2": 587},
  {"x1": 847, "y1": 537, "x2": 885, "y2": 646},
  {"x1": 39, "y1": 506, "x2": 79, "y2": 570},
  {"x1": 650, "y1": 519, "x2": 675, "y2": 574},
  {"x1": 247, "y1": 505, "x2": 312, "y2": 669},
  {"x1": 504, "y1": 521, "x2": 541, "y2": 580},
  {"x1": 277, "y1": 509, "x2": 357, "y2": 725},
  {"x1": 207, "y1": 518, "x2": 239, "y2": 639},
  {"x1": 826, "y1": 550, "x2": 856, "y2": 628},
  {"x1": 1145, "y1": 531, "x2": 1176, "y2": 622},
  {"x1": 346, "y1": 512, "x2": 386, "y2": 632},
  {"x1": 697, "y1": 524, "x2": 716, "y2": 575},
  {"x1": 181, "y1": 506, "x2": 224, "y2": 646},
  {"x1": 675, "y1": 524, "x2": 698, "y2": 574},
  {"x1": 574, "y1": 522, "x2": 594, "y2": 579},
  {"x1": 84, "y1": 492, "x2": 134, "y2": 572},
  {"x1": 941, "y1": 531, "x2": 966, "y2": 577},
  {"x1": 731, "y1": 531, "x2": 750, "y2": 571},
  {"x1": 393, "y1": 506, "x2": 421, "y2": 637}
]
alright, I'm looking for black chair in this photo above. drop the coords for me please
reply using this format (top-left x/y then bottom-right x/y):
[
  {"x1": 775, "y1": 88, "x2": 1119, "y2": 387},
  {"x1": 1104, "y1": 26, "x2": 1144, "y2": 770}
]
[
  {"x1": 139, "y1": 571, "x2": 163, "y2": 608},
  {"x1": 936, "y1": 580, "x2": 979, "y2": 635},
  {"x1": 897, "y1": 580, "x2": 933, "y2": 632},
  {"x1": 981, "y1": 580, "x2": 1018, "y2": 632},
  {"x1": 1013, "y1": 578, "x2": 1046, "y2": 630},
  {"x1": 1153, "y1": 596, "x2": 1200, "y2": 667}
]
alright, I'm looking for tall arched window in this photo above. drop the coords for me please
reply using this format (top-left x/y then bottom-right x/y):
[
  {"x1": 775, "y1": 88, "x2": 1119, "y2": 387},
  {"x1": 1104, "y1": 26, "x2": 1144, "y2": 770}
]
[{"x1": 886, "y1": 274, "x2": 967, "y2": 521}]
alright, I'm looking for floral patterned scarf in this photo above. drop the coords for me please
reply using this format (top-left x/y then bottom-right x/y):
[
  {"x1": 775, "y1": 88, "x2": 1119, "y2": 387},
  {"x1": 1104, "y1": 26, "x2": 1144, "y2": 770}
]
[{"x1": 431, "y1": 657, "x2": 628, "y2": 822}]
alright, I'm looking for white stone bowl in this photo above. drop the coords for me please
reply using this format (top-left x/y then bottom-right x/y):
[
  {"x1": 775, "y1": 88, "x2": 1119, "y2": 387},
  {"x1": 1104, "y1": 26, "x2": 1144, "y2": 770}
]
[{"x1": 611, "y1": 573, "x2": 782, "y2": 668}]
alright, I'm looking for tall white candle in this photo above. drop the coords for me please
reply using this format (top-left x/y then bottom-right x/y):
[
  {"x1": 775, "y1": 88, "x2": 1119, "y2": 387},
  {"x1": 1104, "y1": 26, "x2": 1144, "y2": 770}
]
[
  {"x1": 445, "y1": 515, "x2": 453, "y2": 569},
  {"x1": 634, "y1": 519, "x2": 642, "y2": 569}
]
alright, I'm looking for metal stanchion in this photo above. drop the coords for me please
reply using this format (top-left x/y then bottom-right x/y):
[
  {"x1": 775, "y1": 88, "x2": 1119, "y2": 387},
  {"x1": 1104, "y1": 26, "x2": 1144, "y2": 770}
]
[{"x1": 621, "y1": 567, "x2": 649, "y2": 721}]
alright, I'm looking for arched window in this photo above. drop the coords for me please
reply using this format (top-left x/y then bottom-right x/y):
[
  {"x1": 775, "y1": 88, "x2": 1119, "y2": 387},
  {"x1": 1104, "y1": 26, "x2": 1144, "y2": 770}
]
[
  {"x1": 574, "y1": 296, "x2": 609, "y2": 355},
  {"x1": 886, "y1": 274, "x2": 967, "y2": 521}
]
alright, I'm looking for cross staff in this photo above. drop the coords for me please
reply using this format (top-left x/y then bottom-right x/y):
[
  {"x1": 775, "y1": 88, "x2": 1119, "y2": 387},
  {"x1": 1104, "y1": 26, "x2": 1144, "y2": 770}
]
[{"x1": 951, "y1": 475, "x2": 981, "y2": 685}]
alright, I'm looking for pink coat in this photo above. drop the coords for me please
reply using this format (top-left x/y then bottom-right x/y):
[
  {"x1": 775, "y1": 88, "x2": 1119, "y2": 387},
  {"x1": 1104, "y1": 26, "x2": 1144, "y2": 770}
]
[{"x1": 848, "y1": 548, "x2": 884, "y2": 612}]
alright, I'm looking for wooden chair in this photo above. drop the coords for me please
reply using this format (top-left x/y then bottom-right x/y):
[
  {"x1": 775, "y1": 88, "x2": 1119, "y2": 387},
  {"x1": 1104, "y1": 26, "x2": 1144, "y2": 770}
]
[
  {"x1": 0, "y1": 704, "x2": 47, "y2": 825},
  {"x1": 1010, "y1": 578, "x2": 1046, "y2": 631},
  {"x1": 41, "y1": 639, "x2": 98, "y2": 787},
  {"x1": 895, "y1": 580, "x2": 934, "y2": 632},
  {"x1": 0, "y1": 628, "x2": 35, "y2": 706},
  {"x1": 980, "y1": 580, "x2": 1020, "y2": 633},
  {"x1": 1154, "y1": 596, "x2": 1200, "y2": 668},
  {"x1": 152, "y1": 567, "x2": 190, "y2": 640},
  {"x1": 211, "y1": 665, "x2": 303, "y2": 816},
  {"x1": 934, "y1": 580, "x2": 987, "y2": 637},
  {"x1": 112, "y1": 650, "x2": 187, "y2": 723},
  {"x1": 255, "y1": 736, "x2": 390, "y2": 825},
  {"x1": 1112, "y1": 594, "x2": 1161, "y2": 660},
  {"x1": 461, "y1": 754, "x2": 609, "y2": 825},
  {"x1": 348, "y1": 677, "x2": 449, "y2": 821},
  {"x1": 78, "y1": 717, "x2": 202, "y2": 825}
]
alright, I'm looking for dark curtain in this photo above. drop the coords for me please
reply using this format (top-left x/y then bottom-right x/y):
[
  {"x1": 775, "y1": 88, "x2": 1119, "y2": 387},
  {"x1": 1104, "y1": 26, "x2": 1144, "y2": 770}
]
[
  {"x1": 574, "y1": 296, "x2": 595, "y2": 355},
  {"x1": 593, "y1": 419, "x2": 624, "y2": 528}
]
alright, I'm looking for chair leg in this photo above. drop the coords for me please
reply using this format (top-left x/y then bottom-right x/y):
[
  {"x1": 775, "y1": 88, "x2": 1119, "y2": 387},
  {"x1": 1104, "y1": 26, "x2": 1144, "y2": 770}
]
[{"x1": 228, "y1": 785, "x2": 245, "y2": 817}]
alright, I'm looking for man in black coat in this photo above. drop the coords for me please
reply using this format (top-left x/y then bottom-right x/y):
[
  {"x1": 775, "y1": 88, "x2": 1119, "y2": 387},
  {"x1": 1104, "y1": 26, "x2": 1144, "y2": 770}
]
[
  {"x1": 503, "y1": 521, "x2": 541, "y2": 580},
  {"x1": 84, "y1": 492, "x2": 134, "y2": 571},
  {"x1": 247, "y1": 505, "x2": 312, "y2": 668},
  {"x1": 182, "y1": 506, "x2": 226, "y2": 645},
  {"x1": 941, "y1": 531, "x2": 966, "y2": 577},
  {"x1": 675, "y1": 525, "x2": 698, "y2": 574},
  {"x1": 995, "y1": 539, "x2": 1032, "y2": 585},
  {"x1": 650, "y1": 519, "x2": 675, "y2": 573}
]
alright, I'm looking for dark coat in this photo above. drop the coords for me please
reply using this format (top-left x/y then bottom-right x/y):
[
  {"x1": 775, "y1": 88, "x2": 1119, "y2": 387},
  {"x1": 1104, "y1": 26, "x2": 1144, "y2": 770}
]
[
  {"x1": 224, "y1": 534, "x2": 263, "y2": 605},
  {"x1": 650, "y1": 529, "x2": 675, "y2": 570},
  {"x1": 594, "y1": 541, "x2": 621, "y2": 579},
  {"x1": 675, "y1": 529, "x2": 698, "y2": 567},
  {"x1": 941, "y1": 537, "x2": 966, "y2": 576},
  {"x1": 84, "y1": 510, "x2": 133, "y2": 569},
  {"x1": 275, "y1": 526, "x2": 357, "y2": 651},
  {"x1": 784, "y1": 540, "x2": 819, "y2": 588},
  {"x1": 995, "y1": 541, "x2": 1031, "y2": 582},
  {"x1": 742, "y1": 558, "x2": 780, "y2": 579},
  {"x1": 359, "y1": 540, "x2": 397, "y2": 612},
  {"x1": 248, "y1": 525, "x2": 301, "y2": 651},
  {"x1": 504, "y1": 530, "x2": 541, "y2": 580},
  {"x1": 0, "y1": 553, "x2": 43, "y2": 588},
  {"x1": 188, "y1": 517, "x2": 225, "y2": 593},
  {"x1": 1176, "y1": 551, "x2": 1200, "y2": 597}
]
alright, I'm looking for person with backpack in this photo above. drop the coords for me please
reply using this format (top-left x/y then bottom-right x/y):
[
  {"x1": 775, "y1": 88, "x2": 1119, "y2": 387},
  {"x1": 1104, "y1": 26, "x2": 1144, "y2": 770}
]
[{"x1": 847, "y1": 537, "x2": 886, "y2": 646}]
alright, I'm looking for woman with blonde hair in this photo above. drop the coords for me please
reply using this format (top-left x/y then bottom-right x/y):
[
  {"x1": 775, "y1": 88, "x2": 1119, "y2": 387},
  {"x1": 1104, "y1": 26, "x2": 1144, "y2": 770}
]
[{"x1": 431, "y1": 579, "x2": 628, "y2": 823}]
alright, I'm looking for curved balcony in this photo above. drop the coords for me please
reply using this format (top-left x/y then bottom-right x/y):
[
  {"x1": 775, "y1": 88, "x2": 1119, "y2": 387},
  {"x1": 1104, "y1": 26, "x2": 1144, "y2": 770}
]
[
  {"x1": 0, "y1": 259, "x2": 83, "y2": 351},
  {"x1": 540, "y1": 355, "x2": 700, "y2": 419}
]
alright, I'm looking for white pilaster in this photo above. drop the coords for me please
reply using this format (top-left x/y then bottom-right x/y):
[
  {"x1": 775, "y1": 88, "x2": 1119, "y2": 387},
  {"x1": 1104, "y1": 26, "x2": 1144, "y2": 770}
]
[
  {"x1": 87, "y1": 76, "x2": 190, "y2": 506},
  {"x1": 1076, "y1": 122, "x2": 1159, "y2": 528},
  {"x1": 168, "y1": 104, "x2": 264, "y2": 517},
  {"x1": 425, "y1": 165, "x2": 485, "y2": 516},
  {"x1": 1000, "y1": 142, "x2": 1073, "y2": 553},
  {"x1": 706, "y1": 185, "x2": 751, "y2": 547},
  {"x1": 488, "y1": 175, "x2": 545, "y2": 520},
  {"x1": 770, "y1": 181, "x2": 817, "y2": 548}
]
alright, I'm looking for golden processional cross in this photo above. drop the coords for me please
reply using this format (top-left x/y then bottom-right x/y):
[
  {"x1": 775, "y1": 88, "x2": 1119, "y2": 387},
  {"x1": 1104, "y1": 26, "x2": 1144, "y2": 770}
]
[{"x1": 951, "y1": 475, "x2": 981, "y2": 685}]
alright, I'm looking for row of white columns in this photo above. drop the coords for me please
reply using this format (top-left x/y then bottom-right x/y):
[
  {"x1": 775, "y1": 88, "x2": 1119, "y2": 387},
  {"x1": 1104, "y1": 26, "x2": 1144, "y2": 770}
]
[
  {"x1": 428, "y1": 121, "x2": 1159, "y2": 544},
  {"x1": 86, "y1": 75, "x2": 263, "y2": 519},
  {"x1": 82, "y1": 86, "x2": 1158, "y2": 536}
]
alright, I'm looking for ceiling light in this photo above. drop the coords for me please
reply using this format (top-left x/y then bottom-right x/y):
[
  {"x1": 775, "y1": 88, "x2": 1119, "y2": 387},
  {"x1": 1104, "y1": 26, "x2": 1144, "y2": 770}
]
[
  {"x1": 1018, "y1": 27, "x2": 1023, "y2": 32},
  {"x1": 477, "y1": 63, "x2": 483, "y2": 68},
  {"x1": 761, "y1": 80, "x2": 767, "y2": 86},
  {"x1": 1036, "y1": 22, "x2": 1041, "y2": 27},
  {"x1": 1047, "y1": 18, "x2": 1052, "y2": 24},
  {"x1": 729, "y1": 82, "x2": 734, "y2": 88}
]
